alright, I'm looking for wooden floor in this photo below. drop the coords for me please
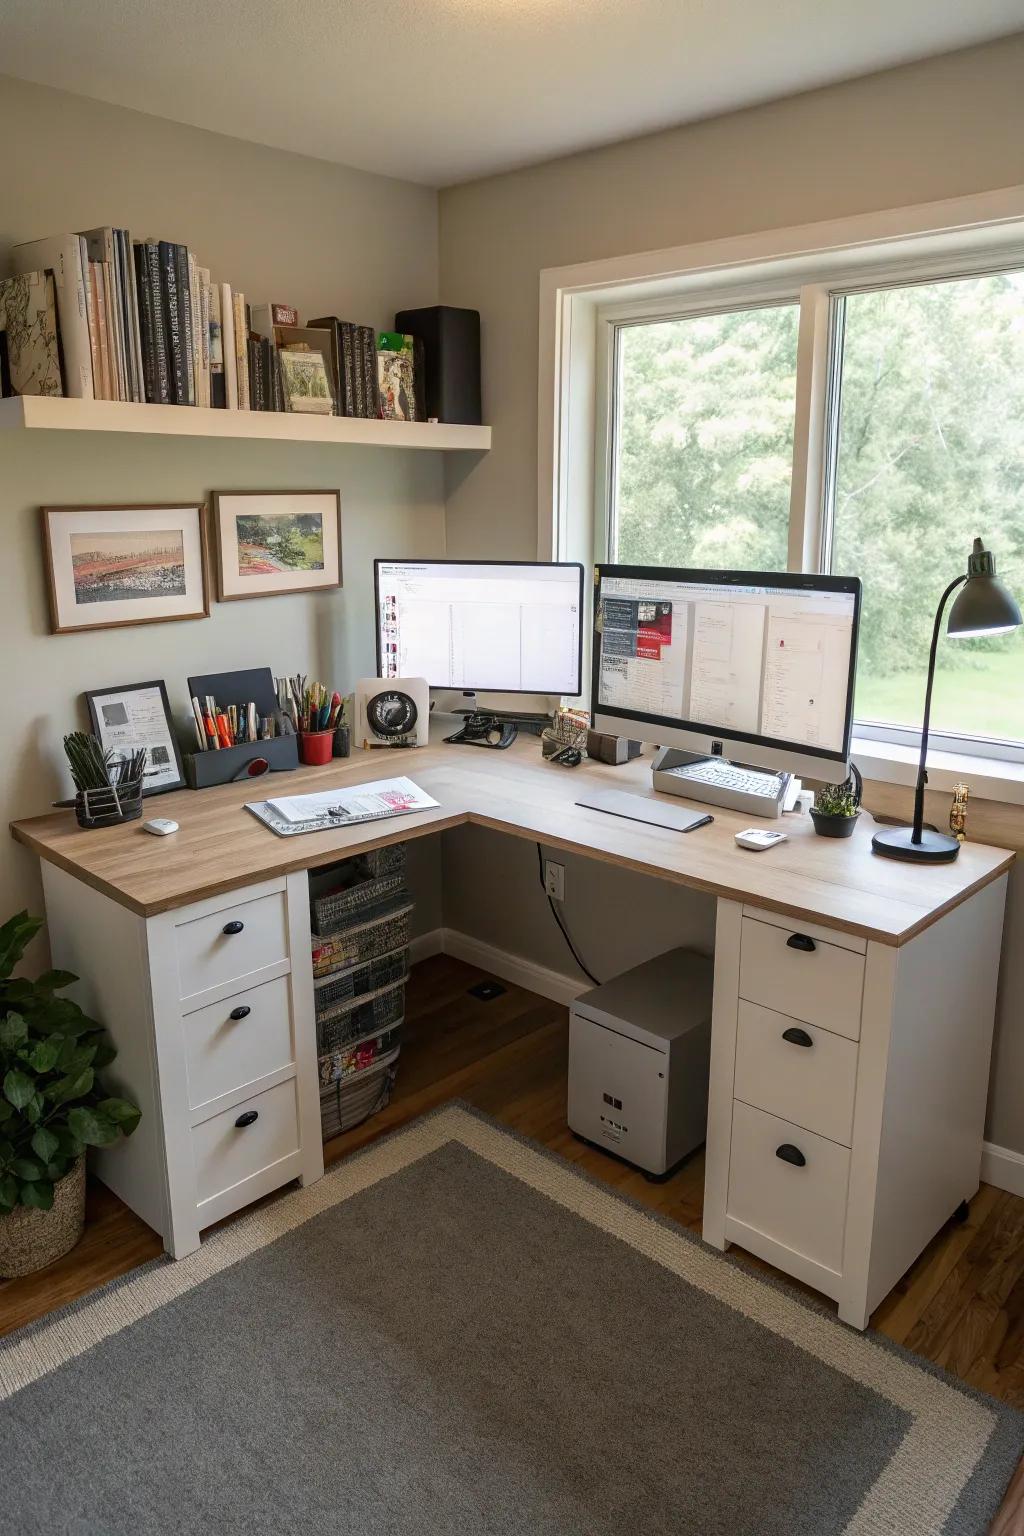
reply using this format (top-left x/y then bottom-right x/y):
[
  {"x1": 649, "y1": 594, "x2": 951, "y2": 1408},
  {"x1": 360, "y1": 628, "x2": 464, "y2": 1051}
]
[{"x1": 2, "y1": 952, "x2": 1023, "y2": 1530}]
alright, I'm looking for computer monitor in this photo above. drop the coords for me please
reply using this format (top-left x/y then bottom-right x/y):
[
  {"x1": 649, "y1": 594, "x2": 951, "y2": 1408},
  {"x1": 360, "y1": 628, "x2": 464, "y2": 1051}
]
[
  {"x1": 592, "y1": 565, "x2": 861, "y2": 783},
  {"x1": 374, "y1": 559, "x2": 585, "y2": 697}
]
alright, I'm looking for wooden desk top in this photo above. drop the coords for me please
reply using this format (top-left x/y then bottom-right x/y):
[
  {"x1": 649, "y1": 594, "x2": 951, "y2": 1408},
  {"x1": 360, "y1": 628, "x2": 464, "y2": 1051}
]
[{"x1": 10, "y1": 733, "x2": 1014, "y2": 944}]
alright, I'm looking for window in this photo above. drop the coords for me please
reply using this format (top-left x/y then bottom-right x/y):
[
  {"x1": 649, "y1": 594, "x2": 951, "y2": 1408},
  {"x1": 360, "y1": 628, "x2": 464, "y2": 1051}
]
[
  {"x1": 611, "y1": 304, "x2": 799, "y2": 572},
  {"x1": 598, "y1": 253, "x2": 1024, "y2": 755},
  {"x1": 828, "y1": 273, "x2": 1024, "y2": 750}
]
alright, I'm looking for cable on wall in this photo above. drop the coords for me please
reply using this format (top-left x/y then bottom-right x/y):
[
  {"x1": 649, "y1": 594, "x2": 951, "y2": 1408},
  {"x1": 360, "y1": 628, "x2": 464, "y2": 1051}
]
[{"x1": 535, "y1": 843, "x2": 600, "y2": 986}]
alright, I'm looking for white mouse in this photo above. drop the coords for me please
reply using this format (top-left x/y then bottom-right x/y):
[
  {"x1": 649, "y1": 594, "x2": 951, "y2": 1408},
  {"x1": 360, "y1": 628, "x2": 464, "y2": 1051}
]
[{"x1": 143, "y1": 817, "x2": 179, "y2": 836}]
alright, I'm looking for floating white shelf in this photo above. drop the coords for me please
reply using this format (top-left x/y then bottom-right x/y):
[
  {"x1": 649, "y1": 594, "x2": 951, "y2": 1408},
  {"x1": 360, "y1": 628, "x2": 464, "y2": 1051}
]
[{"x1": 0, "y1": 394, "x2": 491, "y2": 451}]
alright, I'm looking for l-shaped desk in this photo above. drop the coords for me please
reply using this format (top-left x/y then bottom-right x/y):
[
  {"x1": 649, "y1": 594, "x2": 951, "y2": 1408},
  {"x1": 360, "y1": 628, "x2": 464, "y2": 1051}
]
[{"x1": 11, "y1": 732, "x2": 1014, "y2": 1329}]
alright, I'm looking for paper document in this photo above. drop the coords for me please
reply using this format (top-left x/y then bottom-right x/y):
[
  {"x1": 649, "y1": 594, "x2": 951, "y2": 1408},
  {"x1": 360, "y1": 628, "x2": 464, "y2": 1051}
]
[{"x1": 247, "y1": 776, "x2": 439, "y2": 837}]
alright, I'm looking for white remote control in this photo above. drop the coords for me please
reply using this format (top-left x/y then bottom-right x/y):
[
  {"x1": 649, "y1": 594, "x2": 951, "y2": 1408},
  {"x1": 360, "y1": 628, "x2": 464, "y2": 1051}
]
[{"x1": 735, "y1": 827, "x2": 788, "y2": 852}]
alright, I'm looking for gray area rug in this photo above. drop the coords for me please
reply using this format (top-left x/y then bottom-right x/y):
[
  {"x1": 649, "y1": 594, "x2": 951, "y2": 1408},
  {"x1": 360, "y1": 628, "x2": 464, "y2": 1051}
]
[{"x1": 1, "y1": 1104, "x2": 1021, "y2": 1535}]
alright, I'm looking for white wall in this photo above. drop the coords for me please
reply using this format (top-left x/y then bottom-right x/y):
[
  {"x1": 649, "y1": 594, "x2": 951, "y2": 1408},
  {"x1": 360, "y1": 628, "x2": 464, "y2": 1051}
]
[
  {"x1": 435, "y1": 35, "x2": 1024, "y2": 1150},
  {"x1": 0, "y1": 76, "x2": 445, "y2": 946}
]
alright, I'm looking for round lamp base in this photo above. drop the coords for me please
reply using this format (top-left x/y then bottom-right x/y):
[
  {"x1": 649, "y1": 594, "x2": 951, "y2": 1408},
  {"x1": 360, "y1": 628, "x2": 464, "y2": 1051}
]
[{"x1": 871, "y1": 826, "x2": 961, "y2": 863}]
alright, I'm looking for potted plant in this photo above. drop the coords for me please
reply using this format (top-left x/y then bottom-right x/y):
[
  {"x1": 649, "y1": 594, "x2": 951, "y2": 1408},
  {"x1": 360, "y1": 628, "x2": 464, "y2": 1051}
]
[
  {"x1": 0, "y1": 911, "x2": 140, "y2": 1278},
  {"x1": 810, "y1": 782, "x2": 861, "y2": 839}
]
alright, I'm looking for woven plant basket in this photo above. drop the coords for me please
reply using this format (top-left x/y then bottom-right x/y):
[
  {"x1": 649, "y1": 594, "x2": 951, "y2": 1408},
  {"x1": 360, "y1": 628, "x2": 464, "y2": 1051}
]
[{"x1": 0, "y1": 1156, "x2": 86, "y2": 1278}]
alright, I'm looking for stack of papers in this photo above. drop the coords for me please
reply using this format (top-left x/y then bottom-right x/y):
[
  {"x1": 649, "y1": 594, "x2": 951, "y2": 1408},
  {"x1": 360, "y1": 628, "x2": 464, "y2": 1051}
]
[{"x1": 247, "y1": 777, "x2": 439, "y2": 838}]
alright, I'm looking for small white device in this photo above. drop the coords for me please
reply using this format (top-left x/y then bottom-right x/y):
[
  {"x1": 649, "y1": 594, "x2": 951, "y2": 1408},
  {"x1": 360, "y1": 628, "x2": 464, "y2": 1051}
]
[
  {"x1": 143, "y1": 817, "x2": 179, "y2": 836},
  {"x1": 568, "y1": 948, "x2": 713, "y2": 1177},
  {"x1": 734, "y1": 827, "x2": 788, "y2": 852},
  {"x1": 355, "y1": 677, "x2": 429, "y2": 749}
]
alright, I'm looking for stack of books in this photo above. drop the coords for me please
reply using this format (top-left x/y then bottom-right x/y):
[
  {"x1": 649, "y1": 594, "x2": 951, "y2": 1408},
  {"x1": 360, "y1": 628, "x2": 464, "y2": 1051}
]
[{"x1": 7, "y1": 226, "x2": 423, "y2": 421}]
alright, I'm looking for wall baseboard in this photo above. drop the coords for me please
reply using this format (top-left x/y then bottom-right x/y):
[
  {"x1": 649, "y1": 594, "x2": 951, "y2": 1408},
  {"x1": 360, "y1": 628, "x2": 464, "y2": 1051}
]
[
  {"x1": 410, "y1": 926, "x2": 585, "y2": 1006},
  {"x1": 981, "y1": 1141, "x2": 1024, "y2": 1198}
]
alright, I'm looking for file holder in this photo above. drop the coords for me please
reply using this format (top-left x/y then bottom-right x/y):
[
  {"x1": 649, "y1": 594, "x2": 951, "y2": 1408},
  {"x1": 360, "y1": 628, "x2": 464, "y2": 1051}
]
[{"x1": 184, "y1": 666, "x2": 299, "y2": 789}]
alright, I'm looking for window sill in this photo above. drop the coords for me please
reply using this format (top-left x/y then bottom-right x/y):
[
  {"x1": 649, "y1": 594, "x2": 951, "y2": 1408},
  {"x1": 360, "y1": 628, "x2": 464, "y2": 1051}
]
[{"x1": 851, "y1": 737, "x2": 1024, "y2": 808}]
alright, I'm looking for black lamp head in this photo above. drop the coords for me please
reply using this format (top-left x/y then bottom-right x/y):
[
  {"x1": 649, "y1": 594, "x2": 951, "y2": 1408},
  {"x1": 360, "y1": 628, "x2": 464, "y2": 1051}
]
[{"x1": 947, "y1": 538, "x2": 1022, "y2": 639}]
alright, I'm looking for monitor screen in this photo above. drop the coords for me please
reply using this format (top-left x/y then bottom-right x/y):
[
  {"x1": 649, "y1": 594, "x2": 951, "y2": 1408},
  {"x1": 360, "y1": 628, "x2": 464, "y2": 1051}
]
[
  {"x1": 594, "y1": 566, "x2": 860, "y2": 762},
  {"x1": 375, "y1": 560, "x2": 585, "y2": 695}
]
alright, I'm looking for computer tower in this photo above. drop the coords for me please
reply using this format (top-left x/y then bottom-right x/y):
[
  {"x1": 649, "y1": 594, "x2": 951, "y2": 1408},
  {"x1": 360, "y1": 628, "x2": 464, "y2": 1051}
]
[
  {"x1": 568, "y1": 948, "x2": 713, "y2": 1176},
  {"x1": 393, "y1": 305, "x2": 481, "y2": 425}
]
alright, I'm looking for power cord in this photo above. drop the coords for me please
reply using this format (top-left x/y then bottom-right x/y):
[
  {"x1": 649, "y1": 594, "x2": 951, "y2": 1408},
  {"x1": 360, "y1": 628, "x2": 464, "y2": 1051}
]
[{"x1": 535, "y1": 843, "x2": 600, "y2": 986}]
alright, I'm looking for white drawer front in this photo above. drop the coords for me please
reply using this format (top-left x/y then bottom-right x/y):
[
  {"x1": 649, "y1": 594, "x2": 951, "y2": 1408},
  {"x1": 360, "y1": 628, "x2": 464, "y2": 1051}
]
[
  {"x1": 192, "y1": 1077, "x2": 300, "y2": 1210},
  {"x1": 728, "y1": 1100, "x2": 850, "y2": 1275},
  {"x1": 184, "y1": 975, "x2": 294, "y2": 1112},
  {"x1": 739, "y1": 916, "x2": 864, "y2": 1040},
  {"x1": 734, "y1": 1001, "x2": 858, "y2": 1146},
  {"x1": 175, "y1": 891, "x2": 288, "y2": 1006}
]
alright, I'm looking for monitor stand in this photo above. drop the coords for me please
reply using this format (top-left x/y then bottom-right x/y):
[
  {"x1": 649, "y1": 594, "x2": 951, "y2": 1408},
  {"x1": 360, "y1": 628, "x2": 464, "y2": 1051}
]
[{"x1": 651, "y1": 747, "x2": 794, "y2": 820}]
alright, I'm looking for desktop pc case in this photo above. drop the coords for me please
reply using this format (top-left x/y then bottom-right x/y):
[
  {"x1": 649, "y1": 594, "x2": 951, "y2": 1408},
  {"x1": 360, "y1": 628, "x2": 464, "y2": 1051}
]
[{"x1": 568, "y1": 948, "x2": 713, "y2": 1176}]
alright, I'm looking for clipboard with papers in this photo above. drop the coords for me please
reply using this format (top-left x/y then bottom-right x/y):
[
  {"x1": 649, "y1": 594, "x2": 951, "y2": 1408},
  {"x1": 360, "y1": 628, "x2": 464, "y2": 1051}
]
[{"x1": 246, "y1": 776, "x2": 439, "y2": 838}]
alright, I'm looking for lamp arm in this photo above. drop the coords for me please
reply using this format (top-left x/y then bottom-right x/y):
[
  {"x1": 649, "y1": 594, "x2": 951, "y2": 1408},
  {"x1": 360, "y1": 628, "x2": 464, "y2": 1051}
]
[{"x1": 912, "y1": 573, "x2": 966, "y2": 843}]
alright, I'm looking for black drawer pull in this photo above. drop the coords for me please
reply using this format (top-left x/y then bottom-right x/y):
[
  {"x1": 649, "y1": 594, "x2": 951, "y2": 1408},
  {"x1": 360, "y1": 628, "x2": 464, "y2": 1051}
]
[
  {"x1": 222, "y1": 920, "x2": 245, "y2": 936},
  {"x1": 782, "y1": 1026, "x2": 813, "y2": 1048},
  {"x1": 786, "y1": 933, "x2": 816, "y2": 952},
  {"x1": 775, "y1": 1143, "x2": 806, "y2": 1168},
  {"x1": 229, "y1": 1005, "x2": 251, "y2": 1021},
  {"x1": 234, "y1": 1110, "x2": 259, "y2": 1129}
]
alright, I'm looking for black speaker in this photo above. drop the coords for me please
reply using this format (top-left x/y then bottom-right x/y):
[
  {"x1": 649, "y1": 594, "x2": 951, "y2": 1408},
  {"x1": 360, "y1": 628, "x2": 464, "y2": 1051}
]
[{"x1": 393, "y1": 305, "x2": 481, "y2": 425}]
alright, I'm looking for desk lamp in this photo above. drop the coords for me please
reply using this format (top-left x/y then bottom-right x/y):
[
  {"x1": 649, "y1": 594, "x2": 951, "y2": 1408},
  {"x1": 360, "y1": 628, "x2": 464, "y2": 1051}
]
[{"x1": 872, "y1": 539, "x2": 1021, "y2": 863}]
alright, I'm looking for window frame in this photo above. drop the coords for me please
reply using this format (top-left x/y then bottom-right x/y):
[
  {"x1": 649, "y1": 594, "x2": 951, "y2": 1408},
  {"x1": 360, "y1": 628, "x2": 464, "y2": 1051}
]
[{"x1": 558, "y1": 201, "x2": 1024, "y2": 761}]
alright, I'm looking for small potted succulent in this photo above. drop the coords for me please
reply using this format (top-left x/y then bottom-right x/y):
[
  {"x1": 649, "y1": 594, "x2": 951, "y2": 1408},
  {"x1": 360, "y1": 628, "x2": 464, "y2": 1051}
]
[
  {"x1": 0, "y1": 911, "x2": 140, "y2": 1278},
  {"x1": 810, "y1": 781, "x2": 861, "y2": 839}
]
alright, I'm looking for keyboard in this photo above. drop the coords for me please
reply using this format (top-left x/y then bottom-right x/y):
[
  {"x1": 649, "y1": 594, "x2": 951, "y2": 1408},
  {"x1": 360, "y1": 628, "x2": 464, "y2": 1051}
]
[{"x1": 663, "y1": 759, "x2": 790, "y2": 818}]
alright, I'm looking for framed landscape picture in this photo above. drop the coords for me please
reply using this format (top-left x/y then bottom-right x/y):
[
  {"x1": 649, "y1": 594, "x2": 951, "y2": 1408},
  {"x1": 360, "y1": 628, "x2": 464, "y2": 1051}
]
[
  {"x1": 212, "y1": 490, "x2": 342, "y2": 601},
  {"x1": 41, "y1": 504, "x2": 209, "y2": 634}
]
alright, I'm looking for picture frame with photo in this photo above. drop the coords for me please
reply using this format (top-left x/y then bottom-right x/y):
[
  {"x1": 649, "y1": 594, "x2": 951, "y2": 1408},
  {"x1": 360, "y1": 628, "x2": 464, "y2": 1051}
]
[
  {"x1": 277, "y1": 348, "x2": 334, "y2": 415},
  {"x1": 212, "y1": 489, "x2": 342, "y2": 601},
  {"x1": 41, "y1": 503, "x2": 209, "y2": 634},
  {"x1": 85, "y1": 679, "x2": 185, "y2": 796}
]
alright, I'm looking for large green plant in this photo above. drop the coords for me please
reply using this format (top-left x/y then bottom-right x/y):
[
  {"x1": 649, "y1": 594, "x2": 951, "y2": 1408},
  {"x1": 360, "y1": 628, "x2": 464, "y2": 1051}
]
[{"x1": 0, "y1": 912, "x2": 140, "y2": 1214}]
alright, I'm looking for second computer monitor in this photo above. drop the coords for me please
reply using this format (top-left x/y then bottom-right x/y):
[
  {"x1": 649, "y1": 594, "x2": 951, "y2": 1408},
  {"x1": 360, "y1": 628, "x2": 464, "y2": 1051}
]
[
  {"x1": 375, "y1": 559, "x2": 585, "y2": 696},
  {"x1": 592, "y1": 565, "x2": 861, "y2": 782}
]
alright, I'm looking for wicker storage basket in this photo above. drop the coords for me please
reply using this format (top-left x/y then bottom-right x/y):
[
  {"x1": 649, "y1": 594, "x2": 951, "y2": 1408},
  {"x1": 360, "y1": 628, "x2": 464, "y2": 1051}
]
[
  {"x1": 311, "y1": 871, "x2": 409, "y2": 935},
  {"x1": 317, "y1": 980, "x2": 406, "y2": 1051},
  {"x1": 314, "y1": 950, "x2": 408, "y2": 1019},
  {"x1": 360, "y1": 844, "x2": 407, "y2": 878},
  {"x1": 319, "y1": 1056, "x2": 398, "y2": 1142},
  {"x1": 319, "y1": 1027, "x2": 402, "y2": 1087},
  {"x1": 0, "y1": 1156, "x2": 86, "y2": 1278},
  {"x1": 311, "y1": 901, "x2": 413, "y2": 978}
]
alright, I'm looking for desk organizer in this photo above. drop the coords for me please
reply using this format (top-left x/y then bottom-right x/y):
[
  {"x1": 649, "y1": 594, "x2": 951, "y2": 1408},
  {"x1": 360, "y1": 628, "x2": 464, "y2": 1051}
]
[{"x1": 184, "y1": 665, "x2": 298, "y2": 789}]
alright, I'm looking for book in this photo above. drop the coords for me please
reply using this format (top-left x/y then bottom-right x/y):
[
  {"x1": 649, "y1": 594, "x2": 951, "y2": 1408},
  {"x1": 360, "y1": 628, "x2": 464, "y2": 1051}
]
[
  {"x1": 197, "y1": 266, "x2": 211, "y2": 409},
  {"x1": 83, "y1": 253, "x2": 105, "y2": 399},
  {"x1": 157, "y1": 241, "x2": 187, "y2": 405},
  {"x1": 140, "y1": 242, "x2": 171, "y2": 404},
  {"x1": 0, "y1": 272, "x2": 63, "y2": 396},
  {"x1": 89, "y1": 261, "x2": 111, "y2": 399},
  {"x1": 209, "y1": 282, "x2": 225, "y2": 408},
  {"x1": 220, "y1": 283, "x2": 238, "y2": 409},
  {"x1": 307, "y1": 316, "x2": 351, "y2": 414},
  {"x1": 9, "y1": 235, "x2": 93, "y2": 399},
  {"x1": 80, "y1": 230, "x2": 126, "y2": 401},
  {"x1": 262, "y1": 335, "x2": 276, "y2": 410},
  {"x1": 175, "y1": 245, "x2": 194, "y2": 405},
  {"x1": 121, "y1": 228, "x2": 146, "y2": 403},
  {"x1": 359, "y1": 326, "x2": 380, "y2": 417},
  {"x1": 376, "y1": 332, "x2": 415, "y2": 420},
  {"x1": 133, "y1": 243, "x2": 158, "y2": 405},
  {"x1": 232, "y1": 290, "x2": 249, "y2": 409}
]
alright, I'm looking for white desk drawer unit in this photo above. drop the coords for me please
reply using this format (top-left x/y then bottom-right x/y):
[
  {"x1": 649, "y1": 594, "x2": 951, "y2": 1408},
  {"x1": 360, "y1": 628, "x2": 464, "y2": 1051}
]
[
  {"x1": 184, "y1": 974, "x2": 295, "y2": 1112},
  {"x1": 738, "y1": 913, "x2": 865, "y2": 1041},
  {"x1": 175, "y1": 888, "x2": 289, "y2": 1006},
  {"x1": 192, "y1": 1077, "x2": 302, "y2": 1216},
  {"x1": 727, "y1": 1100, "x2": 851, "y2": 1276},
  {"x1": 733, "y1": 1000, "x2": 858, "y2": 1146}
]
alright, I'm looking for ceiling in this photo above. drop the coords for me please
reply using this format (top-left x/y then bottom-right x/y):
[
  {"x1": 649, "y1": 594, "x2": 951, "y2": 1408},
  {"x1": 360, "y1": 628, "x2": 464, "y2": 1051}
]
[{"x1": 2, "y1": 0, "x2": 1022, "y2": 187}]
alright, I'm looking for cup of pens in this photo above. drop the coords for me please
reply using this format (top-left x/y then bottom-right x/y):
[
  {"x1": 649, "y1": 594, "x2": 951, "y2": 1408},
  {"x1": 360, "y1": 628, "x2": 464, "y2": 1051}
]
[{"x1": 281, "y1": 676, "x2": 345, "y2": 767}]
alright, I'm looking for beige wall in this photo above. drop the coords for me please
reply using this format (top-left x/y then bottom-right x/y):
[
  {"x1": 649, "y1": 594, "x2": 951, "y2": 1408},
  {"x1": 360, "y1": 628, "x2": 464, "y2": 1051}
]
[
  {"x1": 436, "y1": 35, "x2": 1024, "y2": 1151},
  {"x1": 0, "y1": 76, "x2": 445, "y2": 948}
]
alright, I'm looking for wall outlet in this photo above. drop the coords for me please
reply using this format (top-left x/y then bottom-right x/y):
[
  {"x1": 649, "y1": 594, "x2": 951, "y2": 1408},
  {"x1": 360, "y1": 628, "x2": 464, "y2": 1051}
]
[{"x1": 544, "y1": 859, "x2": 565, "y2": 902}]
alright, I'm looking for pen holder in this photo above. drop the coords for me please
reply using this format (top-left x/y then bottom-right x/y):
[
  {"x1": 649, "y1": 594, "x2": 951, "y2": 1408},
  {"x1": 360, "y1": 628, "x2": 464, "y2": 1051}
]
[
  {"x1": 299, "y1": 730, "x2": 334, "y2": 767},
  {"x1": 184, "y1": 735, "x2": 299, "y2": 789},
  {"x1": 74, "y1": 779, "x2": 144, "y2": 829},
  {"x1": 333, "y1": 725, "x2": 350, "y2": 759}
]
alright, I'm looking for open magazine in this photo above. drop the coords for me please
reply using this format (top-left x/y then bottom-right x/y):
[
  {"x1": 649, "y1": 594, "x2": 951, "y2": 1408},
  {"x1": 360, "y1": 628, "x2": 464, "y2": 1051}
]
[{"x1": 246, "y1": 776, "x2": 439, "y2": 837}]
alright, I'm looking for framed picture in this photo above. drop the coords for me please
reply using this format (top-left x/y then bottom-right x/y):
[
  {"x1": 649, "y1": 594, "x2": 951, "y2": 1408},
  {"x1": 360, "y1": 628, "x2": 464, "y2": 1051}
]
[
  {"x1": 85, "y1": 680, "x2": 185, "y2": 796},
  {"x1": 277, "y1": 348, "x2": 334, "y2": 415},
  {"x1": 212, "y1": 490, "x2": 342, "y2": 601},
  {"x1": 41, "y1": 504, "x2": 209, "y2": 634}
]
